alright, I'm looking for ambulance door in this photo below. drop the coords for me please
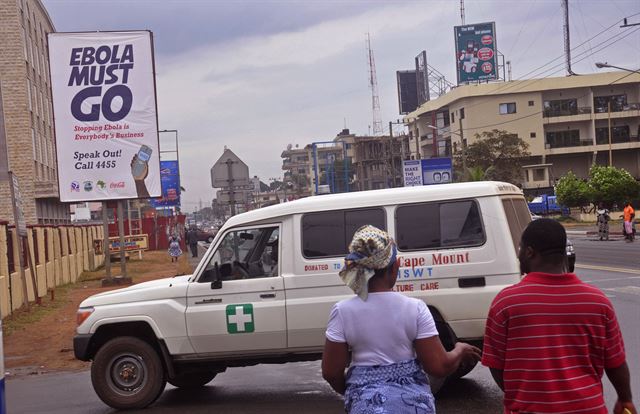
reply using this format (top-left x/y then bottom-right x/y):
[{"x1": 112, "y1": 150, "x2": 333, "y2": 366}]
[{"x1": 185, "y1": 225, "x2": 285, "y2": 355}]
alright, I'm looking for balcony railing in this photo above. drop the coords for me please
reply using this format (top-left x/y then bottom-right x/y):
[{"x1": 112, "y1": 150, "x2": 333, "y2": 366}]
[
  {"x1": 594, "y1": 103, "x2": 640, "y2": 113},
  {"x1": 543, "y1": 107, "x2": 591, "y2": 118},
  {"x1": 595, "y1": 135, "x2": 640, "y2": 145},
  {"x1": 545, "y1": 139, "x2": 593, "y2": 149}
]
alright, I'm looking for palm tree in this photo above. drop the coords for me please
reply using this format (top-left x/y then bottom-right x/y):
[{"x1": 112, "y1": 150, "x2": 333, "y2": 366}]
[{"x1": 465, "y1": 166, "x2": 494, "y2": 181}]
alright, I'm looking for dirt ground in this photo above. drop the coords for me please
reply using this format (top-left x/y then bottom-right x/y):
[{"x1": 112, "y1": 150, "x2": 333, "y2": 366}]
[{"x1": 3, "y1": 250, "x2": 193, "y2": 378}]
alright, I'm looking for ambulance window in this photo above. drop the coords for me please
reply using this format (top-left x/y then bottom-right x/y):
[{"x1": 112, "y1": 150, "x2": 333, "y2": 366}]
[
  {"x1": 395, "y1": 200, "x2": 485, "y2": 251},
  {"x1": 502, "y1": 198, "x2": 531, "y2": 252},
  {"x1": 200, "y1": 226, "x2": 279, "y2": 282},
  {"x1": 302, "y1": 208, "x2": 386, "y2": 258}
]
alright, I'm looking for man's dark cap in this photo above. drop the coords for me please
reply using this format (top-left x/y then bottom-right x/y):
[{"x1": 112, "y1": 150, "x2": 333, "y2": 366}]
[{"x1": 521, "y1": 218, "x2": 566, "y2": 256}]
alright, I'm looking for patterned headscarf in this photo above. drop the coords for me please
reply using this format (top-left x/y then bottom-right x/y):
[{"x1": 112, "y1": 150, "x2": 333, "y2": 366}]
[{"x1": 339, "y1": 225, "x2": 397, "y2": 301}]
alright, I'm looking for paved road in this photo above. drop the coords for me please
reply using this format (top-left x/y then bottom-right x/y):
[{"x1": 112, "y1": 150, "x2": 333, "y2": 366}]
[
  {"x1": 7, "y1": 247, "x2": 640, "y2": 413},
  {"x1": 571, "y1": 233, "x2": 640, "y2": 269}
]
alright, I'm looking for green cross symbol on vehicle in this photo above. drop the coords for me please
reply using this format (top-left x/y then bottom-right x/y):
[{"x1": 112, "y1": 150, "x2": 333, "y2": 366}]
[{"x1": 226, "y1": 304, "x2": 255, "y2": 334}]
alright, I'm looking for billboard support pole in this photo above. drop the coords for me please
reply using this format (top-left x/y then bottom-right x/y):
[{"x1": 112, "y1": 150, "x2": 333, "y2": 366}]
[
  {"x1": 102, "y1": 202, "x2": 111, "y2": 279},
  {"x1": 117, "y1": 201, "x2": 127, "y2": 277}
]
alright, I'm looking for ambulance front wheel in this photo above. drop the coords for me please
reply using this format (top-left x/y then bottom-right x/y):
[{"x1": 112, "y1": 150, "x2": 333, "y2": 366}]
[{"x1": 91, "y1": 336, "x2": 167, "y2": 409}]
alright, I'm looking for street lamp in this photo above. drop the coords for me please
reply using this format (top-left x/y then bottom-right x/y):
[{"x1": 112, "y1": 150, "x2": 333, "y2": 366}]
[{"x1": 595, "y1": 62, "x2": 640, "y2": 73}]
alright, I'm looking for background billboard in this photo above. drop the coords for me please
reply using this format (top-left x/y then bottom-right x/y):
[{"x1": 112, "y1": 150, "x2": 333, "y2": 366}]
[
  {"x1": 415, "y1": 50, "x2": 430, "y2": 105},
  {"x1": 454, "y1": 22, "x2": 498, "y2": 84},
  {"x1": 403, "y1": 158, "x2": 453, "y2": 186},
  {"x1": 396, "y1": 70, "x2": 419, "y2": 115},
  {"x1": 149, "y1": 160, "x2": 181, "y2": 208},
  {"x1": 48, "y1": 31, "x2": 161, "y2": 202}
]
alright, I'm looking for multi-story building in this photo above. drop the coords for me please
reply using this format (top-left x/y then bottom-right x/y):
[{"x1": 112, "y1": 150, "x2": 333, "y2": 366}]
[
  {"x1": 404, "y1": 71, "x2": 640, "y2": 192},
  {"x1": 281, "y1": 142, "x2": 345, "y2": 196},
  {"x1": 0, "y1": 0, "x2": 69, "y2": 224},
  {"x1": 334, "y1": 129, "x2": 410, "y2": 191}
]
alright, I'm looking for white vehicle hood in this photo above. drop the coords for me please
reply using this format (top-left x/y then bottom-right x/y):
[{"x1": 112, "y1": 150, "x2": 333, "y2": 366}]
[{"x1": 80, "y1": 275, "x2": 191, "y2": 307}]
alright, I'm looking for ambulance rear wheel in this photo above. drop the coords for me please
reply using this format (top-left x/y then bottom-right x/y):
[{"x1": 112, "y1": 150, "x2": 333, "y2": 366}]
[{"x1": 168, "y1": 372, "x2": 217, "y2": 389}]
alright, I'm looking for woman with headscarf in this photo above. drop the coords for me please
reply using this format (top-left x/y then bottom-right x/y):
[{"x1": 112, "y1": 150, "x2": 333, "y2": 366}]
[{"x1": 322, "y1": 225, "x2": 481, "y2": 413}]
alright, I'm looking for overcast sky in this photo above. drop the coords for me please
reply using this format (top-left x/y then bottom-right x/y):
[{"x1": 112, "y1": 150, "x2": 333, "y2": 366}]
[{"x1": 42, "y1": 0, "x2": 640, "y2": 211}]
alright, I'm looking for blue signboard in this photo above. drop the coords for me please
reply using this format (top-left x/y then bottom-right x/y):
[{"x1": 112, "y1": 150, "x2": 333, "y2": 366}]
[
  {"x1": 403, "y1": 158, "x2": 452, "y2": 186},
  {"x1": 150, "y1": 160, "x2": 181, "y2": 207},
  {"x1": 454, "y1": 22, "x2": 498, "y2": 84},
  {"x1": 422, "y1": 158, "x2": 452, "y2": 185}
]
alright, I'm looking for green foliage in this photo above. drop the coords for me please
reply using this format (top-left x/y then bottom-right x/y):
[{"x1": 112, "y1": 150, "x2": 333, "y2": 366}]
[
  {"x1": 556, "y1": 166, "x2": 640, "y2": 208},
  {"x1": 588, "y1": 165, "x2": 640, "y2": 207},
  {"x1": 555, "y1": 171, "x2": 592, "y2": 207},
  {"x1": 465, "y1": 165, "x2": 495, "y2": 181},
  {"x1": 453, "y1": 129, "x2": 530, "y2": 184}
]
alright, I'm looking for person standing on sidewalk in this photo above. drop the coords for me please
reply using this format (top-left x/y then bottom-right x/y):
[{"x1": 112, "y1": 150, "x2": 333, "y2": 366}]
[
  {"x1": 597, "y1": 203, "x2": 610, "y2": 241},
  {"x1": 482, "y1": 218, "x2": 635, "y2": 414},
  {"x1": 186, "y1": 226, "x2": 199, "y2": 258},
  {"x1": 623, "y1": 201, "x2": 635, "y2": 242}
]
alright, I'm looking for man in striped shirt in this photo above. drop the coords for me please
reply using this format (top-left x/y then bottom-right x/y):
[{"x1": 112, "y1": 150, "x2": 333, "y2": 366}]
[{"x1": 482, "y1": 218, "x2": 636, "y2": 414}]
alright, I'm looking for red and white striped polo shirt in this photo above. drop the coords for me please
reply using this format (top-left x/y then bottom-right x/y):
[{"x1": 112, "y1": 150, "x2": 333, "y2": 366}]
[{"x1": 482, "y1": 272, "x2": 626, "y2": 414}]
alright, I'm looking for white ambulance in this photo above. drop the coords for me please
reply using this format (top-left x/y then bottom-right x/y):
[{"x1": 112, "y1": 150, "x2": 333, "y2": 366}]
[{"x1": 74, "y1": 181, "x2": 531, "y2": 409}]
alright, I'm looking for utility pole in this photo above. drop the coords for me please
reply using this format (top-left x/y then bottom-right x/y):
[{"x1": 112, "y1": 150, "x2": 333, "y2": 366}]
[
  {"x1": 460, "y1": 0, "x2": 465, "y2": 25},
  {"x1": 226, "y1": 158, "x2": 237, "y2": 216},
  {"x1": 562, "y1": 0, "x2": 576, "y2": 75},
  {"x1": 459, "y1": 117, "x2": 467, "y2": 173},
  {"x1": 608, "y1": 101, "x2": 612, "y2": 166}
]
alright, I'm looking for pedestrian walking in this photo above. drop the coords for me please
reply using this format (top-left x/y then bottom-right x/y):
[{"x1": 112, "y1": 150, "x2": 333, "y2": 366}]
[
  {"x1": 623, "y1": 201, "x2": 635, "y2": 242},
  {"x1": 482, "y1": 218, "x2": 636, "y2": 414},
  {"x1": 167, "y1": 234, "x2": 182, "y2": 263},
  {"x1": 322, "y1": 225, "x2": 481, "y2": 414},
  {"x1": 187, "y1": 227, "x2": 199, "y2": 258},
  {"x1": 596, "y1": 203, "x2": 610, "y2": 241}
]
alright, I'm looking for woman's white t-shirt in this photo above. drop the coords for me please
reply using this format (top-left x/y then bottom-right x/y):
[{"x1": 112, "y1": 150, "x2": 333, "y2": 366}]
[{"x1": 325, "y1": 292, "x2": 438, "y2": 366}]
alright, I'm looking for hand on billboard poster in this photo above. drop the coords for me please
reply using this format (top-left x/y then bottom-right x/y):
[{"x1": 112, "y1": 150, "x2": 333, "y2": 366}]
[{"x1": 131, "y1": 154, "x2": 150, "y2": 198}]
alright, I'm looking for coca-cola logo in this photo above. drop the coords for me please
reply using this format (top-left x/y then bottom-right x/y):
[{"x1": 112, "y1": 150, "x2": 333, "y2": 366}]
[
  {"x1": 478, "y1": 47, "x2": 494, "y2": 61},
  {"x1": 110, "y1": 181, "x2": 125, "y2": 189},
  {"x1": 481, "y1": 35, "x2": 493, "y2": 45}
]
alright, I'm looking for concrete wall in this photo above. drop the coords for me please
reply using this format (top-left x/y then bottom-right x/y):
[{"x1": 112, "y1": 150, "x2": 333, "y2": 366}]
[{"x1": 0, "y1": 222, "x2": 103, "y2": 318}]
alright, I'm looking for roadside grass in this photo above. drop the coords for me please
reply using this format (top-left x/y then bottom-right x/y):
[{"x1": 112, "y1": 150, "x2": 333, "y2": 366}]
[
  {"x1": 3, "y1": 284, "x2": 75, "y2": 336},
  {"x1": 3, "y1": 251, "x2": 193, "y2": 336}
]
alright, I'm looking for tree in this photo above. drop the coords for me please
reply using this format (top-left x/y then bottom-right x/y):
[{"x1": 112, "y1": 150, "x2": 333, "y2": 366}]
[
  {"x1": 555, "y1": 171, "x2": 592, "y2": 208},
  {"x1": 588, "y1": 165, "x2": 640, "y2": 208},
  {"x1": 453, "y1": 129, "x2": 530, "y2": 184},
  {"x1": 465, "y1": 165, "x2": 495, "y2": 182},
  {"x1": 555, "y1": 166, "x2": 640, "y2": 209}
]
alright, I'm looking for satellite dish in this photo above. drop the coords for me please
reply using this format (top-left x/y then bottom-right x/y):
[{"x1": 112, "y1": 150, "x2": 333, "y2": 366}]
[{"x1": 287, "y1": 143, "x2": 292, "y2": 150}]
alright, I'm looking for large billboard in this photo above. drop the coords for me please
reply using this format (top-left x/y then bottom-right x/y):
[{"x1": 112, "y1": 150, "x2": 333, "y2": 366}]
[
  {"x1": 396, "y1": 70, "x2": 419, "y2": 115},
  {"x1": 415, "y1": 50, "x2": 430, "y2": 105},
  {"x1": 48, "y1": 31, "x2": 161, "y2": 202},
  {"x1": 454, "y1": 22, "x2": 498, "y2": 84},
  {"x1": 149, "y1": 160, "x2": 181, "y2": 208},
  {"x1": 403, "y1": 158, "x2": 452, "y2": 186}
]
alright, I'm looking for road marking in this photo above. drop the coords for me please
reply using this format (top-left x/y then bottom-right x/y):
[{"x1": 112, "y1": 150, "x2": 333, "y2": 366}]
[
  {"x1": 576, "y1": 263, "x2": 640, "y2": 276},
  {"x1": 583, "y1": 276, "x2": 640, "y2": 283},
  {"x1": 603, "y1": 286, "x2": 640, "y2": 296}
]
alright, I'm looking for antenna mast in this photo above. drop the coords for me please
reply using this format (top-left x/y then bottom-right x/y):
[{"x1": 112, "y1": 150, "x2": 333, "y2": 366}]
[
  {"x1": 366, "y1": 33, "x2": 383, "y2": 136},
  {"x1": 460, "y1": 0, "x2": 465, "y2": 25},
  {"x1": 562, "y1": 0, "x2": 576, "y2": 75}
]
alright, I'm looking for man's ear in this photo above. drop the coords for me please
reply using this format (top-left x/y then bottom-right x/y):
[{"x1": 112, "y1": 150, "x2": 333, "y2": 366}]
[{"x1": 524, "y1": 246, "x2": 536, "y2": 260}]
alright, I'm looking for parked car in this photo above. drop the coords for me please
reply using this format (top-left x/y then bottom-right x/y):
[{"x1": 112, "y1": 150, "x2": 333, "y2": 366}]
[{"x1": 188, "y1": 228, "x2": 215, "y2": 243}]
